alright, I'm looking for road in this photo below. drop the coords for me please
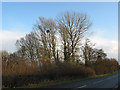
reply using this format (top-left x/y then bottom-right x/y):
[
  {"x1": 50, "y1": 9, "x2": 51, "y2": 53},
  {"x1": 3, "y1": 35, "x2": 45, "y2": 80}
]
[{"x1": 53, "y1": 71, "x2": 120, "y2": 89}]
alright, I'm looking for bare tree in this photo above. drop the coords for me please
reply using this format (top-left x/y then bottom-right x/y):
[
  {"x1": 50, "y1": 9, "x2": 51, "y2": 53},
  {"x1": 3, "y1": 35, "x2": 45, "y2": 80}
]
[
  {"x1": 0, "y1": 50, "x2": 10, "y2": 66},
  {"x1": 33, "y1": 17, "x2": 57, "y2": 62},
  {"x1": 16, "y1": 32, "x2": 42, "y2": 62},
  {"x1": 57, "y1": 11, "x2": 92, "y2": 62},
  {"x1": 95, "y1": 49, "x2": 107, "y2": 59},
  {"x1": 0, "y1": 50, "x2": 9, "y2": 61},
  {"x1": 81, "y1": 39, "x2": 95, "y2": 66},
  {"x1": 81, "y1": 39, "x2": 107, "y2": 66}
]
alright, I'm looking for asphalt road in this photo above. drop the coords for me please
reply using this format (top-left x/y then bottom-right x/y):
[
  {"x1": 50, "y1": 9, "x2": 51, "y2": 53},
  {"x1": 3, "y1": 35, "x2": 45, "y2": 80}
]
[{"x1": 54, "y1": 71, "x2": 120, "y2": 89}]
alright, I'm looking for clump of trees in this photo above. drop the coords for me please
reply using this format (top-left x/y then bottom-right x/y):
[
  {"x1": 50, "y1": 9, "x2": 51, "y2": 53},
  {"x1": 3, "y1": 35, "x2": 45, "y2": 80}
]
[
  {"x1": 15, "y1": 11, "x2": 92, "y2": 64},
  {"x1": 81, "y1": 39, "x2": 107, "y2": 66},
  {"x1": 2, "y1": 11, "x2": 119, "y2": 88},
  {"x1": 92, "y1": 58, "x2": 119, "y2": 75}
]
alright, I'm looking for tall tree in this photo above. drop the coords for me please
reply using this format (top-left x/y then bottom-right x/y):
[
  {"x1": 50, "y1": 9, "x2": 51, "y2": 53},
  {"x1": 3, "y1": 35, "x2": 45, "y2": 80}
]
[
  {"x1": 57, "y1": 11, "x2": 92, "y2": 62},
  {"x1": 33, "y1": 17, "x2": 57, "y2": 62},
  {"x1": 81, "y1": 39, "x2": 96, "y2": 66},
  {"x1": 16, "y1": 32, "x2": 42, "y2": 62},
  {"x1": 81, "y1": 39, "x2": 107, "y2": 66}
]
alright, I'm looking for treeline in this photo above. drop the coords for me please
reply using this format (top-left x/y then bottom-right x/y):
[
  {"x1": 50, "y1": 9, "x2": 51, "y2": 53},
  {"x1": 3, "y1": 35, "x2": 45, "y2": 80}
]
[{"x1": 2, "y1": 11, "x2": 119, "y2": 88}]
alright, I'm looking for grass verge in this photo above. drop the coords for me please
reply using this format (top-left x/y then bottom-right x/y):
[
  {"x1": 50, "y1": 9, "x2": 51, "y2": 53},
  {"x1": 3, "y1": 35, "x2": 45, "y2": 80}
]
[{"x1": 16, "y1": 71, "x2": 118, "y2": 88}]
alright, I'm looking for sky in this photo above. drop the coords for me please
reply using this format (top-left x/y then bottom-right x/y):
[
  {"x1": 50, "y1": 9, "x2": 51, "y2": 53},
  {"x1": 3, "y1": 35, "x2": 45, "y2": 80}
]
[{"x1": 1, "y1": 2, "x2": 118, "y2": 59}]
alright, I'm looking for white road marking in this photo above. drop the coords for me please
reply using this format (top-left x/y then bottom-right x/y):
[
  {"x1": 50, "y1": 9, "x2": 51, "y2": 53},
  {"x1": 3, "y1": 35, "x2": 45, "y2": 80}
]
[
  {"x1": 93, "y1": 80, "x2": 104, "y2": 84},
  {"x1": 93, "y1": 75, "x2": 118, "y2": 85},
  {"x1": 77, "y1": 85, "x2": 87, "y2": 88},
  {"x1": 73, "y1": 85, "x2": 87, "y2": 90},
  {"x1": 73, "y1": 74, "x2": 118, "y2": 90},
  {"x1": 106, "y1": 77, "x2": 113, "y2": 80}
]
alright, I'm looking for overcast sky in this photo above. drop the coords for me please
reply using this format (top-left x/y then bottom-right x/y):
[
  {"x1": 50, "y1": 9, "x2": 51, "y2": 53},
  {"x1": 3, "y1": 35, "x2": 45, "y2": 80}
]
[{"x1": 1, "y1": 2, "x2": 118, "y2": 59}]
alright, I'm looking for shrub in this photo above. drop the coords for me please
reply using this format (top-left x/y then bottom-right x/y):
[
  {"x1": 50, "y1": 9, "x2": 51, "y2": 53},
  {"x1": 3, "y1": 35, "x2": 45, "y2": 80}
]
[
  {"x1": 2, "y1": 59, "x2": 96, "y2": 88},
  {"x1": 92, "y1": 58, "x2": 118, "y2": 75}
]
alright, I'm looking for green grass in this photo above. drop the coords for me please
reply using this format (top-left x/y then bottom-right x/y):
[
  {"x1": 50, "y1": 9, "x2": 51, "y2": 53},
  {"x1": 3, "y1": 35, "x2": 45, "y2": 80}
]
[
  {"x1": 17, "y1": 77, "x2": 92, "y2": 88},
  {"x1": 95, "y1": 71, "x2": 118, "y2": 78},
  {"x1": 16, "y1": 71, "x2": 118, "y2": 88}
]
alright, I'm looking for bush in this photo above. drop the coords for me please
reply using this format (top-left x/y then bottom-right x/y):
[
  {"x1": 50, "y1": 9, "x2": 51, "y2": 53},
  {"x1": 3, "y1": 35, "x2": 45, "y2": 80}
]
[
  {"x1": 2, "y1": 59, "x2": 96, "y2": 88},
  {"x1": 92, "y1": 58, "x2": 118, "y2": 75},
  {"x1": 3, "y1": 57, "x2": 118, "y2": 88}
]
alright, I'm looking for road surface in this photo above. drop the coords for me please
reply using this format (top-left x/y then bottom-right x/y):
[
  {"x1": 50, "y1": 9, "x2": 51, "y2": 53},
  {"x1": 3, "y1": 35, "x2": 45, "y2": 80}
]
[{"x1": 54, "y1": 71, "x2": 120, "y2": 89}]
